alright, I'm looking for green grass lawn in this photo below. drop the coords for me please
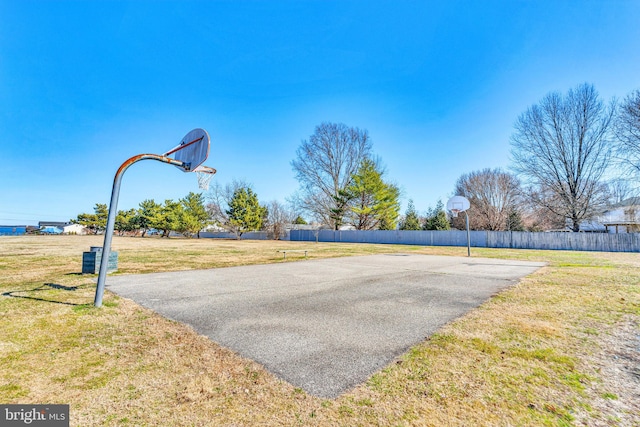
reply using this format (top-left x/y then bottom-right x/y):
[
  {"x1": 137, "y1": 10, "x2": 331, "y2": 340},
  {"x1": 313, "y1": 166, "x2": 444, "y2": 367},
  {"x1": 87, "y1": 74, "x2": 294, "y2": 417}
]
[{"x1": 1, "y1": 235, "x2": 638, "y2": 426}]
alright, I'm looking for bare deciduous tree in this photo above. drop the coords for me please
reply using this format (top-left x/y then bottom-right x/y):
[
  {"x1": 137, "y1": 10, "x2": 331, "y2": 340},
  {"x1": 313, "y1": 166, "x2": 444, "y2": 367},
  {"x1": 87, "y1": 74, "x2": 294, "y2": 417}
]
[
  {"x1": 265, "y1": 200, "x2": 294, "y2": 240},
  {"x1": 520, "y1": 186, "x2": 568, "y2": 231},
  {"x1": 453, "y1": 168, "x2": 521, "y2": 230},
  {"x1": 607, "y1": 179, "x2": 635, "y2": 205},
  {"x1": 291, "y1": 122, "x2": 372, "y2": 229},
  {"x1": 510, "y1": 83, "x2": 615, "y2": 231},
  {"x1": 615, "y1": 89, "x2": 640, "y2": 180}
]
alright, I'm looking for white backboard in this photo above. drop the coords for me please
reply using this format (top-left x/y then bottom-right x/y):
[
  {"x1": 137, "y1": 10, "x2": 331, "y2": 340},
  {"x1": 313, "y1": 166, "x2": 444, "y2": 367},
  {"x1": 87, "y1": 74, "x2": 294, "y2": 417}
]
[
  {"x1": 447, "y1": 195, "x2": 470, "y2": 212},
  {"x1": 165, "y1": 128, "x2": 210, "y2": 172}
]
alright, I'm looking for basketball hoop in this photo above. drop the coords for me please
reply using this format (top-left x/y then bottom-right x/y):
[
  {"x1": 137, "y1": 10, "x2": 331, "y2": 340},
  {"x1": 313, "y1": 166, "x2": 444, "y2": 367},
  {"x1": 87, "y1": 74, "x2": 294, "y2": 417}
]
[
  {"x1": 194, "y1": 165, "x2": 216, "y2": 191},
  {"x1": 447, "y1": 195, "x2": 472, "y2": 257},
  {"x1": 93, "y1": 128, "x2": 217, "y2": 307},
  {"x1": 163, "y1": 129, "x2": 217, "y2": 191}
]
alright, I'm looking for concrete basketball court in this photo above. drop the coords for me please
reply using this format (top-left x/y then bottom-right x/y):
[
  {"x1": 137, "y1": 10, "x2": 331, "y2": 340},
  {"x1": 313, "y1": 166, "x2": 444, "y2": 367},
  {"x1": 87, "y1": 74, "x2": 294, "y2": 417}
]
[{"x1": 106, "y1": 254, "x2": 545, "y2": 398}]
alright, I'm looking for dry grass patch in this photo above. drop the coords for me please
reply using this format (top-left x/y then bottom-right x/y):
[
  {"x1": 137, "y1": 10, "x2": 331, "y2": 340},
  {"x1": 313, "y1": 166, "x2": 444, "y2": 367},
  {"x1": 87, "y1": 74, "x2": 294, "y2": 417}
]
[{"x1": 1, "y1": 235, "x2": 638, "y2": 426}]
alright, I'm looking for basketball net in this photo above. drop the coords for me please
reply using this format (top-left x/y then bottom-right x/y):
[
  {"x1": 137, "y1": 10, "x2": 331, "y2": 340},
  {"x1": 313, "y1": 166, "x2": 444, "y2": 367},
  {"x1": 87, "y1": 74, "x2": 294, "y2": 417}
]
[
  {"x1": 194, "y1": 166, "x2": 216, "y2": 191},
  {"x1": 451, "y1": 209, "x2": 460, "y2": 218}
]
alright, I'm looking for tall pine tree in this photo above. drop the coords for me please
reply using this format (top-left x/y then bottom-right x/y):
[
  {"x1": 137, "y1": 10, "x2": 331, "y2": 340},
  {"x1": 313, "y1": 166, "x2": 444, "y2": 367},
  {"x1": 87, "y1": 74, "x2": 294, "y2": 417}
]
[
  {"x1": 226, "y1": 187, "x2": 267, "y2": 238},
  {"x1": 137, "y1": 199, "x2": 162, "y2": 237},
  {"x1": 424, "y1": 200, "x2": 450, "y2": 230},
  {"x1": 180, "y1": 192, "x2": 209, "y2": 238},
  {"x1": 345, "y1": 158, "x2": 400, "y2": 230},
  {"x1": 399, "y1": 199, "x2": 422, "y2": 230}
]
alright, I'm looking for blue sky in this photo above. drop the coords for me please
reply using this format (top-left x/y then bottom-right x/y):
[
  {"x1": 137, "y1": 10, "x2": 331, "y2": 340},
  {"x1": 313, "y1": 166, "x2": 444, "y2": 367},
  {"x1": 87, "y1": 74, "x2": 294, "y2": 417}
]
[{"x1": 1, "y1": 1, "x2": 639, "y2": 225}]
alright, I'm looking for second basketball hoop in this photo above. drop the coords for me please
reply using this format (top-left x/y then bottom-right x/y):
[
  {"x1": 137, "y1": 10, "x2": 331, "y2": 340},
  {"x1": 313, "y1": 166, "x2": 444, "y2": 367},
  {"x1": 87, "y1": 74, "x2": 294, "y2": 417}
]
[
  {"x1": 446, "y1": 195, "x2": 470, "y2": 214},
  {"x1": 447, "y1": 195, "x2": 471, "y2": 257}
]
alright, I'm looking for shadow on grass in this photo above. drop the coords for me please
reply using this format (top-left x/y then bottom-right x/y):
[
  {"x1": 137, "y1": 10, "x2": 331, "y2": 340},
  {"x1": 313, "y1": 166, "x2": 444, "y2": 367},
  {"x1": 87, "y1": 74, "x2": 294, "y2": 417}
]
[{"x1": 2, "y1": 283, "x2": 94, "y2": 306}]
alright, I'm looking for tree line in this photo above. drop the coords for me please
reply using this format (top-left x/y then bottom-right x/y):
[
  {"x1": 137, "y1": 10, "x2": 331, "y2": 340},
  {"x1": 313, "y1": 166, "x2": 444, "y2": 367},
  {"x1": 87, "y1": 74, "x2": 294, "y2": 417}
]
[
  {"x1": 73, "y1": 186, "x2": 309, "y2": 239},
  {"x1": 73, "y1": 193, "x2": 209, "y2": 238},
  {"x1": 75, "y1": 83, "x2": 640, "y2": 235},
  {"x1": 451, "y1": 84, "x2": 639, "y2": 232},
  {"x1": 289, "y1": 83, "x2": 640, "y2": 232}
]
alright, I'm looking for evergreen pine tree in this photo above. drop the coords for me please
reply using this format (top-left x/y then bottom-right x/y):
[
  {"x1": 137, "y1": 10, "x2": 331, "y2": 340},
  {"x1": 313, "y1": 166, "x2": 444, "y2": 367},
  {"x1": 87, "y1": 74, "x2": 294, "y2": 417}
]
[
  {"x1": 227, "y1": 187, "x2": 267, "y2": 237},
  {"x1": 137, "y1": 199, "x2": 162, "y2": 237},
  {"x1": 399, "y1": 199, "x2": 422, "y2": 230},
  {"x1": 180, "y1": 192, "x2": 210, "y2": 237},
  {"x1": 345, "y1": 158, "x2": 400, "y2": 230},
  {"x1": 506, "y1": 209, "x2": 525, "y2": 231},
  {"x1": 424, "y1": 200, "x2": 450, "y2": 230},
  {"x1": 293, "y1": 215, "x2": 308, "y2": 225}
]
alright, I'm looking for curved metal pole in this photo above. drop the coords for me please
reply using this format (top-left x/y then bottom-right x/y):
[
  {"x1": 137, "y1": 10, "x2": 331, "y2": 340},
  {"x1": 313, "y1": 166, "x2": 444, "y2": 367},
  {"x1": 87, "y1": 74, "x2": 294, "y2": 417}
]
[{"x1": 94, "y1": 154, "x2": 184, "y2": 307}]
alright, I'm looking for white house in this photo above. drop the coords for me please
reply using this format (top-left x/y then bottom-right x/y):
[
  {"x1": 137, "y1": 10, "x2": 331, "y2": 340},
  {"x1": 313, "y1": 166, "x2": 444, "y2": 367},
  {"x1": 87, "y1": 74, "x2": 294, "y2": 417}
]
[
  {"x1": 63, "y1": 223, "x2": 88, "y2": 235},
  {"x1": 597, "y1": 197, "x2": 640, "y2": 233},
  {"x1": 38, "y1": 221, "x2": 88, "y2": 235}
]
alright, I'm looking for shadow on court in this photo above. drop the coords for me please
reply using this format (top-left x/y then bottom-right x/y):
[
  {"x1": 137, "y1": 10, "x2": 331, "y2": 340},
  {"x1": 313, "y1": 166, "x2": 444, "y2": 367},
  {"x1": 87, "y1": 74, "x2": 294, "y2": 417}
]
[{"x1": 106, "y1": 254, "x2": 545, "y2": 398}]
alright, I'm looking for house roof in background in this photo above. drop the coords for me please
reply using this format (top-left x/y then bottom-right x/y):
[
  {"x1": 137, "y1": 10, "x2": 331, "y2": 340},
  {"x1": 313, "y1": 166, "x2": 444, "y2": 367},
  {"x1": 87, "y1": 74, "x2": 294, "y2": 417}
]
[
  {"x1": 38, "y1": 221, "x2": 72, "y2": 228},
  {"x1": 612, "y1": 197, "x2": 640, "y2": 208}
]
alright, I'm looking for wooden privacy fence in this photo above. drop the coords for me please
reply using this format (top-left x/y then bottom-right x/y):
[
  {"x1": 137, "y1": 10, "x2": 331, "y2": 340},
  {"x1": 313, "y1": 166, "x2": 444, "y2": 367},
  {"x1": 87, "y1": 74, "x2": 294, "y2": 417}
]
[{"x1": 289, "y1": 230, "x2": 640, "y2": 253}]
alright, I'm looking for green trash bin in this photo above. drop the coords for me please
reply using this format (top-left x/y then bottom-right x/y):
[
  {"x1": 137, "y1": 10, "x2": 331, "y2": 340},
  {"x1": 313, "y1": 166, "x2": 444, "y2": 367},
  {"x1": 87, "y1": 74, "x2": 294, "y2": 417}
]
[{"x1": 82, "y1": 246, "x2": 118, "y2": 274}]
